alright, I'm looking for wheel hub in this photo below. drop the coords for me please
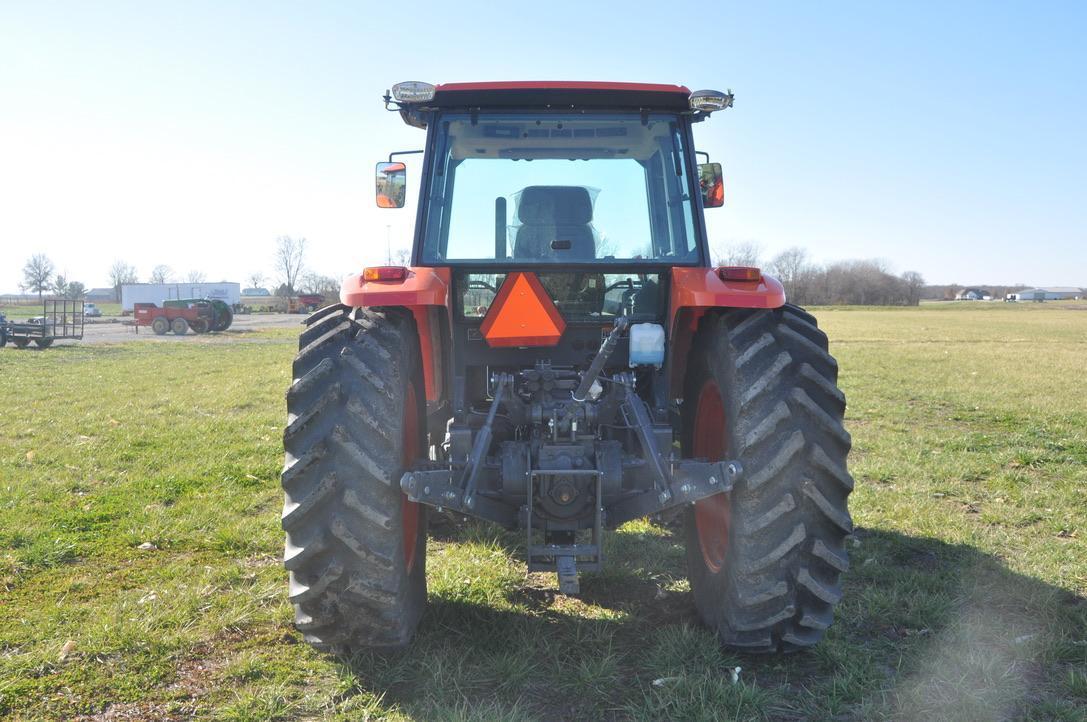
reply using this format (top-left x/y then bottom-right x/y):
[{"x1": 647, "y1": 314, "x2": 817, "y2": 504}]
[
  {"x1": 692, "y1": 379, "x2": 732, "y2": 574},
  {"x1": 402, "y1": 383, "x2": 421, "y2": 573}
]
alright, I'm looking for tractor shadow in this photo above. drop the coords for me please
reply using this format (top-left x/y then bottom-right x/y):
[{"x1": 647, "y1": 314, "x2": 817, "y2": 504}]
[{"x1": 335, "y1": 525, "x2": 1086, "y2": 720}]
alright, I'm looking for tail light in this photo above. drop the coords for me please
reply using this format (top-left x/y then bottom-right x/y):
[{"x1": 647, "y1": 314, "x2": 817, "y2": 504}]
[
  {"x1": 718, "y1": 266, "x2": 762, "y2": 283},
  {"x1": 362, "y1": 266, "x2": 408, "y2": 282}
]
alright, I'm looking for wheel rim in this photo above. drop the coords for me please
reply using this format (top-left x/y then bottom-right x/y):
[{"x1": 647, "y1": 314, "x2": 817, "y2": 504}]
[
  {"x1": 692, "y1": 379, "x2": 732, "y2": 575},
  {"x1": 402, "y1": 382, "x2": 421, "y2": 573}
]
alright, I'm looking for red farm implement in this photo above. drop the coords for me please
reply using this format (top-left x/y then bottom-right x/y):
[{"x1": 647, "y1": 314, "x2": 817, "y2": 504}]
[{"x1": 134, "y1": 298, "x2": 233, "y2": 335}]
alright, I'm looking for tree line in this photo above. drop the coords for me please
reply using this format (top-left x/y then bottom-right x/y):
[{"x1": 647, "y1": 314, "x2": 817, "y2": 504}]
[
  {"x1": 24, "y1": 239, "x2": 943, "y2": 308},
  {"x1": 19, "y1": 254, "x2": 214, "y2": 303},
  {"x1": 19, "y1": 254, "x2": 86, "y2": 301},
  {"x1": 715, "y1": 243, "x2": 926, "y2": 306},
  {"x1": 17, "y1": 236, "x2": 341, "y2": 304}
]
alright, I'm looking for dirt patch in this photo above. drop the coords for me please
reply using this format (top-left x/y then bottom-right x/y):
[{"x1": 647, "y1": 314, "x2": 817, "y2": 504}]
[
  {"x1": 77, "y1": 701, "x2": 187, "y2": 721},
  {"x1": 71, "y1": 629, "x2": 253, "y2": 721}
]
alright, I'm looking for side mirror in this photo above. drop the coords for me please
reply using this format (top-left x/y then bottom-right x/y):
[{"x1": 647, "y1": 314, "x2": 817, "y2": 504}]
[
  {"x1": 698, "y1": 162, "x2": 724, "y2": 208},
  {"x1": 375, "y1": 161, "x2": 407, "y2": 208}
]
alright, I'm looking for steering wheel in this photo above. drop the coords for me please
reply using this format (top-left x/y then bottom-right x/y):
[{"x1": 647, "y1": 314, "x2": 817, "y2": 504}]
[
  {"x1": 603, "y1": 277, "x2": 644, "y2": 295},
  {"x1": 467, "y1": 280, "x2": 498, "y2": 293}
]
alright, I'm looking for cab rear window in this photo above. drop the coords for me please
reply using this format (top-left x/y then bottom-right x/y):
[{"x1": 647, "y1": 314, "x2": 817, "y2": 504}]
[
  {"x1": 422, "y1": 113, "x2": 700, "y2": 265},
  {"x1": 459, "y1": 272, "x2": 663, "y2": 323}
]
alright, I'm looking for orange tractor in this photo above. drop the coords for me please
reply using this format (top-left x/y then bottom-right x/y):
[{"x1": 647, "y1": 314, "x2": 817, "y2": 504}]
[{"x1": 281, "y1": 81, "x2": 853, "y2": 652}]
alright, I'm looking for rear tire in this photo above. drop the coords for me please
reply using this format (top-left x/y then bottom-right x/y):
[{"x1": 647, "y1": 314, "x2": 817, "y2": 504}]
[
  {"x1": 35, "y1": 338, "x2": 53, "y2": 349},
  {"x1": 281, "y1": 304, "x2": 427, "y2": 650},
  {"x1": 212, "y1": 306, "x2": 233, "y2": 332},
  {"x1": 13, "y1": 338, "x2": 30, "y2": 349},
  {"x1": 682, "y1": 304, "x2": 853, "y2": 652},
  {"x1": 152, "y1": 317, "x2": 169, "y2": 335},
  {"x1": 171, "y1": 318, "x2": 189, "y2": 335}
]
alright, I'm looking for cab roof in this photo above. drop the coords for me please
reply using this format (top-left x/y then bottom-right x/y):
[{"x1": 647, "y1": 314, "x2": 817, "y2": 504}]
[{"x1": 429, "y1": 81, "x2": 693, "y2": 111}]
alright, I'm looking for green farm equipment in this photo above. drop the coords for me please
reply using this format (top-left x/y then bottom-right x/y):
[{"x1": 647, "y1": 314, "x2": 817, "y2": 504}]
[{"x1": 163, "y1": 298, "x2": 233, "y2": 333}]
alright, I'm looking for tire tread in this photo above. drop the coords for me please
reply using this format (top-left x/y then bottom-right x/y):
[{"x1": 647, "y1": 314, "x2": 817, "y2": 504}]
[
  {"x1": 684, "y1": 305, "x2": 853, "y2": 652},
  {"x1": 281, "y1": 305, "x2": 426, "y2": 650}
]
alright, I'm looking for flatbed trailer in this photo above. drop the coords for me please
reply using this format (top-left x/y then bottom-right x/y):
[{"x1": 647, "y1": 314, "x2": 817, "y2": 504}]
[{"x1": 0, "y1": 299, "x2": 84, "y2": 349}]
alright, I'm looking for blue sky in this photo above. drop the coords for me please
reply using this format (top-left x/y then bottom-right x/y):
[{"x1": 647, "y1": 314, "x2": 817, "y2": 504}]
[{"x1": 1, "y1": 1, "x2": 1084, "y2": 292}]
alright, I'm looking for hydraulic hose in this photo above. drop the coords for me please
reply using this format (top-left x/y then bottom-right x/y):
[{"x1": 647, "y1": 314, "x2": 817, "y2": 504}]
[{"x1": 572, "y1": 316, "x2": 629, "y2": 402}]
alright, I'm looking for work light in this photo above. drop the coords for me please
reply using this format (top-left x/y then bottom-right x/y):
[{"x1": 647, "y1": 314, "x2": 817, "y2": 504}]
[
  {"x1": 689, "y1": 89, "x2": 734, "y2": 112},
  {"x1": 391, "y1": 81, "x2": 436, "y2": 103}
]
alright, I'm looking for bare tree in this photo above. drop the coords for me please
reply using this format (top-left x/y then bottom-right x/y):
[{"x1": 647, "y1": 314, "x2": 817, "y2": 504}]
[
  {"x1": 150, "y1": 265, "x2": 173, "y2": 284},
  {"x1": 185, "y1": 270, "x2": 207, "y2": 284},
  {"x1": 299, "y1": 272, "x2": 317, "y2": 294},
  {"x1": 768, "y1": 248, "x2": 807, "y2": 285},
  {"x1": 714, "y1": 241, "x2": 762, "y2": 267},
  {"x1": 275, "y1": 236, "x2": 306, "y2": 295},
  {"x1": 900, "y1": 271, "x2": 925, "y2": 306},
  {"x1": 109, "y1": 260, "x2": 138, "y2": 302},
  {"x1": 300, "y1": 272, "x2": 340, "y2": 297},
  {"x1": 391, "y1": 247, "x2": 411, "y2": 266},
  {"x1": 22, "y1": 254, "x2": 55, "y2": 302},
  {"x1": 769, "y1": 247, "x2": 825, "y2": 306},
  {"x1": 247, "y1": 272, "x2": 265, "y2": 289}
]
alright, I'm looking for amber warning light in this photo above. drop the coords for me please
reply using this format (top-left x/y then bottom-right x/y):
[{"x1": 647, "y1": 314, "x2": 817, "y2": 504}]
[
  {"x1": 362, "y1": 266, "x2": 408, "y2": 282},
  {"x1": 718, "y1": 266, "x2": 762, "y2": 283}
]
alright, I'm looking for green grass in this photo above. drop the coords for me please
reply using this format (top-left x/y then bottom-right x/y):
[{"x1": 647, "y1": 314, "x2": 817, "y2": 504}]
[
  {"x1": 0, "y1": 301, "x2": 123, "y2": 318},
  {"x1": 1, "y1": 304, "x2": 1085, "y2": 720}
]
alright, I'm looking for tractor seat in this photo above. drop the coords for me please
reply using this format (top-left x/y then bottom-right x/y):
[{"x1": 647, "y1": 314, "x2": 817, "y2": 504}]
[{"x1": 513, "y1": 186, "x2": 596, "y2": 261}]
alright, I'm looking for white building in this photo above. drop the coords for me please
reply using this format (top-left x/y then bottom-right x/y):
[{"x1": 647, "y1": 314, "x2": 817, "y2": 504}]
[{"x1": 1007, "y1": 287, "x2": 1083, "y2": 302}]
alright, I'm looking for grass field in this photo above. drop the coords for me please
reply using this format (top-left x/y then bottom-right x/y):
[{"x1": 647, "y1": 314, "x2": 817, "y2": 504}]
[
  {"x1": 0, "y1": 301, "x2": 123, "y2": 319},
  {"x1": 1, "y1": 303, "x2": 1084, "y2": 720}
]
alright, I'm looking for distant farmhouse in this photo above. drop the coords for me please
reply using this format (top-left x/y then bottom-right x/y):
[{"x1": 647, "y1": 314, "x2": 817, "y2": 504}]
[
  {"x1": 85, "y1": 287, "x2": 115, "y2": 302},
  {"x1": 956, "y1": 287, "x2": 991, "y2": 301},
  {"x1": 1006, "y1": 287, "x2": 1084, "y2": 302}
]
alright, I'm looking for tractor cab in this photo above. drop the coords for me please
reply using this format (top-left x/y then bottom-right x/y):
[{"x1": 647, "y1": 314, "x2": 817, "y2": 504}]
[
  {"x1": 365, "y1": 81, "x2": 743, "y2": 592},
  {"x1": 378, "y1": 81, "x2": 727, "y2": 262}
]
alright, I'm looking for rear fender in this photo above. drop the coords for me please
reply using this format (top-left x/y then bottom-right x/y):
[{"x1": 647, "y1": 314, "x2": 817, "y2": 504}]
[
  {"x1": 666, "y1": 268, "x2": 786, "y2": 400},
  {"x1": 340, "y1": 267, "x2": 451, "y2": 403}
]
